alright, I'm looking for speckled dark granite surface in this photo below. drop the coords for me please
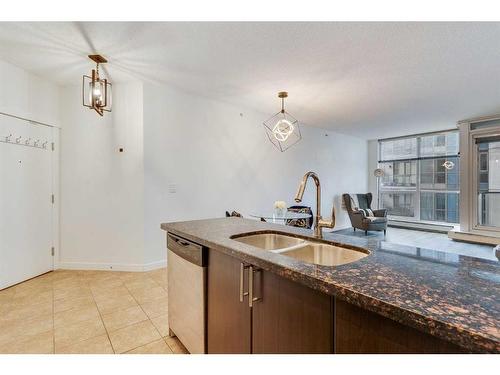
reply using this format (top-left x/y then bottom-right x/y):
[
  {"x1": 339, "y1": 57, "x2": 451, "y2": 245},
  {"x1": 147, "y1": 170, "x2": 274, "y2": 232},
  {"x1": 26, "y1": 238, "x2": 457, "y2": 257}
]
[{"x1": 161, "y1": 218, "x2": 500, "y2": 353}]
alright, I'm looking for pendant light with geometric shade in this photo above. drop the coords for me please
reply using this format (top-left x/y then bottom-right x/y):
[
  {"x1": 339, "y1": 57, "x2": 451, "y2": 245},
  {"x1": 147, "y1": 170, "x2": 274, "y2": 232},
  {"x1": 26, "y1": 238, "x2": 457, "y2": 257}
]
[
  {"x1": 263, "y1": 91, "x2": 302, "y2": 152},
  {"x1": 82, "y1": 55, "x2": 112, "y2": 116}
]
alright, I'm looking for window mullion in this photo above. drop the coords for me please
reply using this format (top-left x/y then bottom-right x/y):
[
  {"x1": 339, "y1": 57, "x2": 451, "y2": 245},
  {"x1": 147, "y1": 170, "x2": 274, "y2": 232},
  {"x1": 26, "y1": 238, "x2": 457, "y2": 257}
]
[{"x1": 416, "y1": 137, "x2": 421, "y2": 221}]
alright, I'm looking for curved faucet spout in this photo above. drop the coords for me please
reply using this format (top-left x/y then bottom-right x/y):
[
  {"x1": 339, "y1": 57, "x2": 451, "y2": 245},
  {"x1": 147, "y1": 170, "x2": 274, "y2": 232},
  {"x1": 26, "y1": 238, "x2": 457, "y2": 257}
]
[
  {"x1": 294, "y1": 171, "x2": 335, "y2": 239},
  {"x1": 294, "y1": 171, "x2": 320, "y2": 203}
]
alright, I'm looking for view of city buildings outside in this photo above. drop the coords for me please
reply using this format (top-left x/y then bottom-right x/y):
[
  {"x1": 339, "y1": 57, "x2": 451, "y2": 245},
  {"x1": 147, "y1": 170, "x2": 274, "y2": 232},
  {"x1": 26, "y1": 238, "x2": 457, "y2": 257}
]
[
  {"x1": 477, "y1": 138, "x2": 500, "y2": 228},
  {"x1": 378, "y1": 131, "x2": 460, "y2": 224}
]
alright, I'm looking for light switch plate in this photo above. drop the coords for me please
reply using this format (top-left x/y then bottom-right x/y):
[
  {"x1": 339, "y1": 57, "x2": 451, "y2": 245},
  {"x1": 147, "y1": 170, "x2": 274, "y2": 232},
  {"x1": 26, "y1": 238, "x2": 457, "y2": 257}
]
[{"x1": 168, "y1": 184, "x2": 177, "y2": 193}]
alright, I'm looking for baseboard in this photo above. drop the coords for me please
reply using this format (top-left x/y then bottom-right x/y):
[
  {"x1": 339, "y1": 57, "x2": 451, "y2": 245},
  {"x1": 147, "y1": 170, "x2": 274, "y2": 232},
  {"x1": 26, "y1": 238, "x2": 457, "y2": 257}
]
[
  {"x1": 448, "y1": 230, "x2": 500, "y2": 246},
  {"x1": 142, "y1": 259, "x2": 167, "y2": 271},
  {"x1": 330, "y1": 224, "x2": 352, "y2": 232},
  {"x1": 55, "y1": 259, "x2": 167, "y2": 272},
  {"x1": 388, "y1": 220, "x2": 453, "y2": 234}
]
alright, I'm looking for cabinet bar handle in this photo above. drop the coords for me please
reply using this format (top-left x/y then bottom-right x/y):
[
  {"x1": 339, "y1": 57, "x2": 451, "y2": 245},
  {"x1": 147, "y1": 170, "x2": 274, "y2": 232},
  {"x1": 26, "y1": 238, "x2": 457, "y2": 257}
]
[
  {"x1": 239, "y1": 263, "x2": 249, "y2": 302},
  {"x1": 248, "y1": 266, "x2": 262, "y2": 308}
]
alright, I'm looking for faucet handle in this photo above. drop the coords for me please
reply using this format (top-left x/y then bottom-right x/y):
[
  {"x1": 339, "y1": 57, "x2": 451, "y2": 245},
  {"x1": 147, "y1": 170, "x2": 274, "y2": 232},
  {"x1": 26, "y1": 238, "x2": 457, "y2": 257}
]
[{"x1": 318, "y1": 206, "x2": 336, "y2": 230}]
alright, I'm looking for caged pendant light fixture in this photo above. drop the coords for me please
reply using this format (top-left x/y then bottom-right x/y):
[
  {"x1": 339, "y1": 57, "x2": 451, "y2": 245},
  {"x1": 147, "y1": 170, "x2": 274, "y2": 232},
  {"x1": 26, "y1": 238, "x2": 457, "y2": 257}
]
[
  {"x1": 82, "y1": 55, "x2": 112, "y2": 116},
  {"x1": 263, "y1": 91, "x2": 302, "y2": 152}
]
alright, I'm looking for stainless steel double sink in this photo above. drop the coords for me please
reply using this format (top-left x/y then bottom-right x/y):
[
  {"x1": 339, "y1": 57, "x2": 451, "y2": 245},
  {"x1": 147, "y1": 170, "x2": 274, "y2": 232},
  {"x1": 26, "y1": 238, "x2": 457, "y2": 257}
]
[{"x1": 231, "y1": 232, "x2": 369, "y2": 267}]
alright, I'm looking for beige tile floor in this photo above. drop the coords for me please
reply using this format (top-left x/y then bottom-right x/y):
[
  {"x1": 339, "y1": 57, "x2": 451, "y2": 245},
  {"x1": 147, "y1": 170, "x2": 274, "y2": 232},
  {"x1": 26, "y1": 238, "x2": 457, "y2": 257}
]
[{"x1": 0, "y1": 268, "x2": 189, "y2": 354}]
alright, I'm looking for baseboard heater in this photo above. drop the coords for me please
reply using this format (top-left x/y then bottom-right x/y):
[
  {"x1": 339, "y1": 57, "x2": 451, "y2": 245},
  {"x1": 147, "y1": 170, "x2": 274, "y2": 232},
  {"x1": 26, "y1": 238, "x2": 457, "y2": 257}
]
[
  {"x1": 448, "y1": 230, "x2": 500, "y2": 246},
  {"x1": 388, "y1": 220, "x2": 453, "y2": 234}
]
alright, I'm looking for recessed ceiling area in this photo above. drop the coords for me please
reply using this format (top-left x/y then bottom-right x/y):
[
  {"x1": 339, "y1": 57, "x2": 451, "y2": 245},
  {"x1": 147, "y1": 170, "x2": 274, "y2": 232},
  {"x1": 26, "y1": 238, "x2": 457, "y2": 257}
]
[{"x1": 1, "y1": 22, "x2": 500, "y2": 139}]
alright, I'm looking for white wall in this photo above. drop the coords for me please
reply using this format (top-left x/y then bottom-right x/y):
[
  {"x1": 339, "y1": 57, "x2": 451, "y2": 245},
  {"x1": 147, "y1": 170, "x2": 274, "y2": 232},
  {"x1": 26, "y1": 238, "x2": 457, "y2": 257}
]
[
  {"x1": 57, "y1": 81, "x2": 368, "y2": 270},
  {"x1": 143, "y1": 83, "x2": 368, "y2": 265},
  {"x1": 58, "y1": 82, "x2": 146, "y2": 270},
  {"x1": 0, "y1": 59, "x2": 60, "y2": 126}
]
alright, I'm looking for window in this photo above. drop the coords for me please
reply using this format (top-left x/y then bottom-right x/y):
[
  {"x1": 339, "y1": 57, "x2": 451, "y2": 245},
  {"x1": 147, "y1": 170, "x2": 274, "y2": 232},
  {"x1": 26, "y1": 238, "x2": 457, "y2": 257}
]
[
  {"x1": 420, "y1": 132, "x2": 459, "y2": 157},
  {"x1": 479, "y1": 150, "x2": 489, "y2": 187},
  {"x1": 380, "y1": 137, "x2": 417, "y2": 161},
  {"x1": 380, "y1": 192, "x2": 415, "y2": 217},
  {"x1": 476, "y1": 138, "x2": 500, "y2": 228},
  {"x1": 419, "y1": 157, "x2": 460, "y2": 190},
  {"x1": 420, "y1": 192, "x2": 459, "y2": 223},
  {"x1": 380, "y1": 160, "x2": 417, "y2": 188},
  {"x1": 378, "y1": 131, "x2": 460, "y2": 224}
]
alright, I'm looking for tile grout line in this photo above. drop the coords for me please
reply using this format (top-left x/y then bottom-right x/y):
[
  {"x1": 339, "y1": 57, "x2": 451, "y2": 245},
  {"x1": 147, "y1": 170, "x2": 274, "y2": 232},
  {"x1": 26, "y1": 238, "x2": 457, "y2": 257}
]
[
  {"x1": 92, "y1": 273, "x2": 162, "y2": 353},
  {"x1": 52, "y1": 272, "x2": 55, "y2": 354},
  {"x1": 52, "y1": 272, "x2": 91, "y2": 353},
  {"x1": 122, "y1": 275, "x2": 168, "y2": 353},
  {"x1": 53, "y1": 271, "x2": 92, "y2": 353},
  {"x1": 0, "y1": 269, "x2": 175, "y2": 354},
  {"x1": 153, "y1": 276, "x2": 179, "y2": 353},
  {"x1": 151, "y1": 273, "x2": 182, "y2": 354},
  {"x1": 149, "y1": 277, "x2": 180, "y2": 354},
  {"x1": 89, "y1": 278, "x2": 117, "y2": 354}
]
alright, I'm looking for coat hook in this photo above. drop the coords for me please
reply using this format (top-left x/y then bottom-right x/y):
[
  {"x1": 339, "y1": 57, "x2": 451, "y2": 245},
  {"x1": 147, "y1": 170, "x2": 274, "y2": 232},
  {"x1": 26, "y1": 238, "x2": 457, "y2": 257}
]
[
  {"x1": 34, "y1": 139, "x2": 40, "y2": 147},
  {"x1": 5, "y1": 134, "x2": 12, "y2": 142},
  {"x1": 15, "y1": 136, "x2": 22, "y2": 144},
  {"x1": 42, "y1": 141, "x2": 47, "y2": 148},
  {"x1": 24, "y1": 138, "x2": 31, "y2": 145}
]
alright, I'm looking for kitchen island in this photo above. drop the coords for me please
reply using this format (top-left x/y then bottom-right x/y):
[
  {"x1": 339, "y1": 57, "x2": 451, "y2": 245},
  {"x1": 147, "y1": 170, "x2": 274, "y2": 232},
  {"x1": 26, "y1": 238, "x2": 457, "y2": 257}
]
[{"x1": 161, "y1": 218, "x2": 500, "y2": 354}]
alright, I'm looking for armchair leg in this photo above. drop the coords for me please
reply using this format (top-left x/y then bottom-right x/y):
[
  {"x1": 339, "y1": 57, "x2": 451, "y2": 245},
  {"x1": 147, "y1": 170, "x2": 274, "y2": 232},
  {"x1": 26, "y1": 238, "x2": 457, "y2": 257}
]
[
  {"x1": 353, "y1": 228, "x2": 356, "y2": 232},
  {"x1": 365, "y1": 230, "x2": 368, "y2": 236},
  {"x1": 384, "y1": 229, "x2": 387, "y2": 236}
]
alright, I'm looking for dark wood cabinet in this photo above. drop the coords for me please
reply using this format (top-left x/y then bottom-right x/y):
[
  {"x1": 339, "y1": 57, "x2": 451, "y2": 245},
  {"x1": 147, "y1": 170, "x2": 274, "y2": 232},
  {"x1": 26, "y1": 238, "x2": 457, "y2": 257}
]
[
  {"x1": 207, "y1": 248, "x2": 464, "y2": 354},
  {"x1": 207, "y1": 249, "x2": 334, "y2": 354},
  {"x1": 252, "y1": 269, "x2": 334, "y2": 353},
  {"x1": 207, "y1": 249, "x2": 251, "y2": 353},
  {"x1": 334, "y1": 299, "x2": 465, "y2": 354}
]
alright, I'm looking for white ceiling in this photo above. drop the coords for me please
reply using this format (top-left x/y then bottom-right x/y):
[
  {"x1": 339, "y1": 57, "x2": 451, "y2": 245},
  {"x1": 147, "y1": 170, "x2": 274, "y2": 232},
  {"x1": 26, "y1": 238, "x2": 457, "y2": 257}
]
[{"x1": 1, "y1": 22, "x2": 500, "y2": 139}]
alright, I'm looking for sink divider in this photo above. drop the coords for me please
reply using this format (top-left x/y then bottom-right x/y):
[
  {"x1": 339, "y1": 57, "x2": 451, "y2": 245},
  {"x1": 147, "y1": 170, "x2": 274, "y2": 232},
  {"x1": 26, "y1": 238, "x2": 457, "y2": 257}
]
[{"x1": 270, "y1": 241, "x2": 311, "y2": 254}]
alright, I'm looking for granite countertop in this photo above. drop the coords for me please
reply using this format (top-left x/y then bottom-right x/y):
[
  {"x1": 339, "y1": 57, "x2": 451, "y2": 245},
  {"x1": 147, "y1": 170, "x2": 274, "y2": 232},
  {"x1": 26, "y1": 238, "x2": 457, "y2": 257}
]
[{"x1": 161, "y1": 218, "x2": 500, "y2": 353}]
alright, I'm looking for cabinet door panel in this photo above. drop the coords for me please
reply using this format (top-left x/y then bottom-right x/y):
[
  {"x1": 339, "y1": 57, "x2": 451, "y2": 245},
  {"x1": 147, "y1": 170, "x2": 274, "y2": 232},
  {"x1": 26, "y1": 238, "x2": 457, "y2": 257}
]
[
  {"x1": 252, "y1": 270, "x2": 334, "y2": 353},
  {"x1": 207, "y1": 249, "x2": 251, "y2": 353},
  {"x1": 334, "y1": 299, "x2": 465, "y2": 353}
]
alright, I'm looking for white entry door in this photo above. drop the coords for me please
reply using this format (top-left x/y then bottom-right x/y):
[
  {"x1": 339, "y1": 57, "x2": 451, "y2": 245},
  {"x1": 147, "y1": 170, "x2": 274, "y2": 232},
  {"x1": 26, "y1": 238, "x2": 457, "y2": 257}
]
[{"x1": 0, "y1": 116, "x2": 54, "y2": 289}]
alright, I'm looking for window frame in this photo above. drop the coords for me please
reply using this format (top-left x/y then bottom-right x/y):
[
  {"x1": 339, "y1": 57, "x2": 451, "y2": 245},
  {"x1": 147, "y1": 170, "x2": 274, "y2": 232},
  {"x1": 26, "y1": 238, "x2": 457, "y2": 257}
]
[
  {"x1": 377, "y1": 129, "x2": 460, "y2": 224},
  {"x1": 471, "y1": 130, "x2": 500, "y2": 232}
]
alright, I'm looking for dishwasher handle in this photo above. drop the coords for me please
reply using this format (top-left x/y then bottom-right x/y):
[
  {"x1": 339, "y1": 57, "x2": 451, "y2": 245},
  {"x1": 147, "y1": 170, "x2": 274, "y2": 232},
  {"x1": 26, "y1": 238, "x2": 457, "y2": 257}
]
[{"x1": 167, "y1": 232, "x2": 207, "y2": 267}]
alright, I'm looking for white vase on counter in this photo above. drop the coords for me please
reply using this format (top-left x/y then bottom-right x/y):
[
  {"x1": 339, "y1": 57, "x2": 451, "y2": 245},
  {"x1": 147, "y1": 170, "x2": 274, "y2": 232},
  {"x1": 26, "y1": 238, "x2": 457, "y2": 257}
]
[{"x1": 274, "y1": 201, "x2": 287, "y2": 217}]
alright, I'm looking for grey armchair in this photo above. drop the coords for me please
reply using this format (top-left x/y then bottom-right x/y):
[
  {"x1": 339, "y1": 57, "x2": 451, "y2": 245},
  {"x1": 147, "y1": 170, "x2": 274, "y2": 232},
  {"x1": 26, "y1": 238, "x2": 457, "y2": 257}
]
[{"x1": 342, "y1": 193, "x2": 387, "y2": 235}]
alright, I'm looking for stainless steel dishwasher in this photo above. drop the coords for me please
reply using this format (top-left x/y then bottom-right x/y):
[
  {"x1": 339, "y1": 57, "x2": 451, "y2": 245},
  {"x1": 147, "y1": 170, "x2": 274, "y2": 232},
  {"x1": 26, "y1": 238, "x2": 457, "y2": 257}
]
[{"x1": 167, "y1": 232, "x2": 207, "y2": 354}]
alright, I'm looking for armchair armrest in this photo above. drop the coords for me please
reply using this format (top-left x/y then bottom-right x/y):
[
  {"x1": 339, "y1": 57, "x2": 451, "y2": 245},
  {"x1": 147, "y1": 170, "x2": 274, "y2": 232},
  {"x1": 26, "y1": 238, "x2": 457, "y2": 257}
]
[
  {"x1": 372, "y1": 209, "x2": 387, "y2": 217},
  {"x1": 349, "y1": 210, "x2": 365, "y2": 227}
]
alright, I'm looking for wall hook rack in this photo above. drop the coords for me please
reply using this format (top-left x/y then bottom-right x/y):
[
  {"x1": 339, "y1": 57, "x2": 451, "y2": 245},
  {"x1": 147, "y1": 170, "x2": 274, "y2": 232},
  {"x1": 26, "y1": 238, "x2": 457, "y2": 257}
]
[
  {"x1": 0, "y1": 112, "x2": 54, "y2": 151},
  {"x1": 1, "y1": 134, "x2": 51, "y2": 151}
]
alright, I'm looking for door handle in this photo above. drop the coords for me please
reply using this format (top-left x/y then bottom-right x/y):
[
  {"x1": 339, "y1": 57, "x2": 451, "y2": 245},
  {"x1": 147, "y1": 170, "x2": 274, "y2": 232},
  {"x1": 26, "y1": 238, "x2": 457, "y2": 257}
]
[
  {"x1": 173, "y1": 237, "x2": 190, "y2": 247},
  {"x1": 239, "y1": 263, "x2": 249, "y2": 302},
  {"x1": 248, "y1": 266, "x2": 262, "y2": 308},
  {"x1": 169, "y1": 233, "x2": 193, "y2": 247}
]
